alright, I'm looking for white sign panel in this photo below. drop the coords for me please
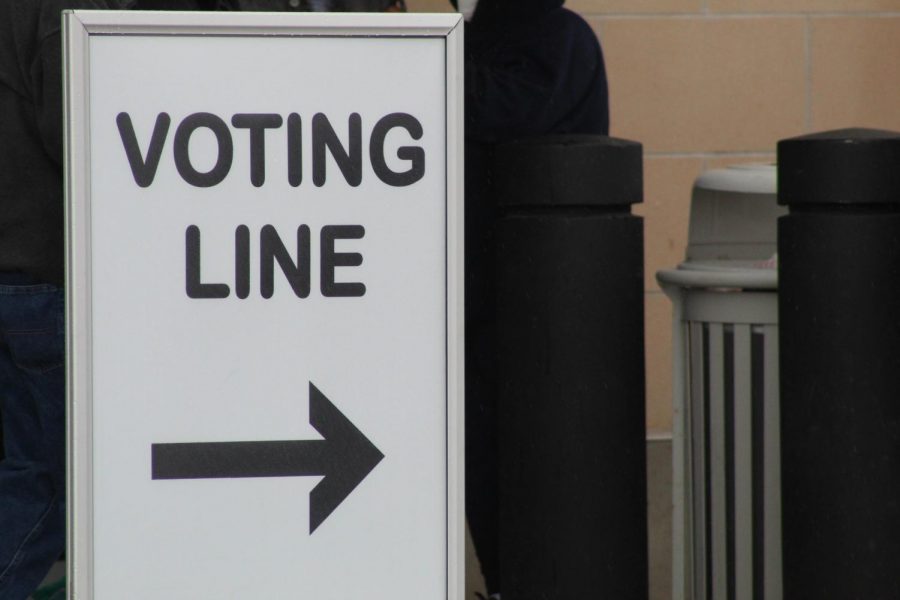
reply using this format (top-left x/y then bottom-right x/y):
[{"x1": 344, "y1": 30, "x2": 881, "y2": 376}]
[{"x1": 65, "y1": 12, "x2": 463, "y2": 600}]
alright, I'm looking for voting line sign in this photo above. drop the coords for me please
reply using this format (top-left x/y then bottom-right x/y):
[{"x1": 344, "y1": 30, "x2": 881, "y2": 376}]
[{"x1": 64, "y1": 11, "x2": 463, "y2": 599}]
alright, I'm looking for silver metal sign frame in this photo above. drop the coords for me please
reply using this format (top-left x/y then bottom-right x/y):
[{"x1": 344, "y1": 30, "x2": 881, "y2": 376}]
[{"x1": 64, "y1": 10, "x2": 464, "y2": 599}]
